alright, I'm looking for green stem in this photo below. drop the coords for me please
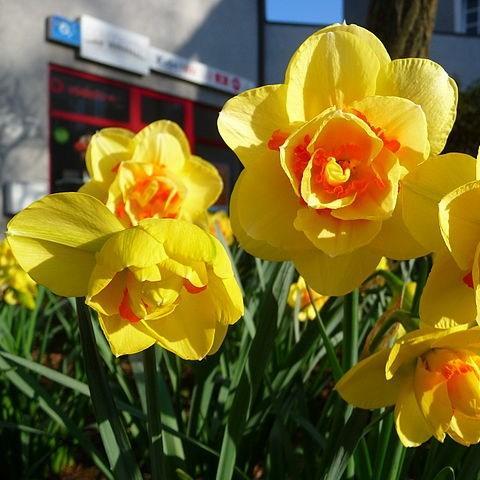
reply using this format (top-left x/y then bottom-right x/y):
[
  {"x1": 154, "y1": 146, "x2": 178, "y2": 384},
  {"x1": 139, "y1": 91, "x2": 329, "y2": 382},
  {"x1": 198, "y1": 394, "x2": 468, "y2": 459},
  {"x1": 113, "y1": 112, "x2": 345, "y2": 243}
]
[
  {"x1": 343, "y1": 290, "x2": 359, "y2": 370},
  {"x1": 143, "y1": 345, "x2": 167, "y2": 479},
  {"x1": 411, "y1": 256, "x2": 430, "y2": 317},
  {"x1": 386, "y1": 439, "x2": 406, "y2": 480},
  {"x1": 76, "y1": 298, "x2": 142, "y2": 480},
  {"x1": 374, "y1": 411, "x2": 393, "y2": 480},
  {"x1": 306, "y1": 286, "x2": 343, "y2": 381},
  {"x1": 343, "y1": 290, "x2": 359, "y2": 479}
]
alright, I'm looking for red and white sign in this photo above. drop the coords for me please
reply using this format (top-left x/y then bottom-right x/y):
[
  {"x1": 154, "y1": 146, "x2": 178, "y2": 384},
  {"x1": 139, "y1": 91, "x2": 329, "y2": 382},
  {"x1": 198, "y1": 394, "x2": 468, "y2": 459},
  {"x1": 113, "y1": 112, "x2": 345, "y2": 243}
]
[{"x1": 150, "y1": 48, "x2": 255, "y2": 94}]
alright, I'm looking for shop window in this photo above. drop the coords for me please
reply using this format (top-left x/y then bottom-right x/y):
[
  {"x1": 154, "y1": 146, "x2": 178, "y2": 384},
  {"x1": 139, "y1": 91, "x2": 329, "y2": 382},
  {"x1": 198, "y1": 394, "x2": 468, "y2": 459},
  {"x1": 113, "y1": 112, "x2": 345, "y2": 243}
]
[{"x1": 49, "y1": 64, "x2": 237, "y2": 207}]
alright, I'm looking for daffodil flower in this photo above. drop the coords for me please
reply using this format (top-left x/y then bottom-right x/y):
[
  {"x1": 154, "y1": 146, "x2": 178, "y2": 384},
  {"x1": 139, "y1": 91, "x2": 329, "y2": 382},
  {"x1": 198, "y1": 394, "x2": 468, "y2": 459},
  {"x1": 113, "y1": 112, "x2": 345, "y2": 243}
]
[
  {"x1": 7, "y1": 193, "x2": 243, "y2": 359},
  {"x1": 400, "y1": 150, "x2": 480, "y2": 328},
  {"x1": 337, "y1": 325, "x2": 480, "y2": 447},
  {"x1": 208, "y1": 210, "x2": 235, "y2": 246},
  {"x1": 218, "y1": 23, "x2": 457, "y2": 295},
  {"x1": 0, "y1": 238, "x2": 37, "y2": 309},
  {"x1": 287, "y1": 276, "x2": 328, "y2": 321},
  {"x1": 80, "y1": 121, "x2": 223, "y2": 227}
]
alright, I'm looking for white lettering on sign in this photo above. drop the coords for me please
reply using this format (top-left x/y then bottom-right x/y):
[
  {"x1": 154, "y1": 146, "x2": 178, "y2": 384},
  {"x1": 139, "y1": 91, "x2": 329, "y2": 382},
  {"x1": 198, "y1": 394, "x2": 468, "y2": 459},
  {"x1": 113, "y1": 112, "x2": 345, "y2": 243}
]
[{"x1": 80, "y1": 15, "x2": 150, "y2": 75}]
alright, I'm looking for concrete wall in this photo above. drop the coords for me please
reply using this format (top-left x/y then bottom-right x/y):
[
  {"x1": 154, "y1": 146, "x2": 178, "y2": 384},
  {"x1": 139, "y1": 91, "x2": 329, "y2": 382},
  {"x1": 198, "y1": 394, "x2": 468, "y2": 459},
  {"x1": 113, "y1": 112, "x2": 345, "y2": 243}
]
[
  {"x1": 0, "y1": 0, "x2": 258, "y2": 227},
  {"x1": 264, "y1": 16, "x2": 480, "y2": 88}
]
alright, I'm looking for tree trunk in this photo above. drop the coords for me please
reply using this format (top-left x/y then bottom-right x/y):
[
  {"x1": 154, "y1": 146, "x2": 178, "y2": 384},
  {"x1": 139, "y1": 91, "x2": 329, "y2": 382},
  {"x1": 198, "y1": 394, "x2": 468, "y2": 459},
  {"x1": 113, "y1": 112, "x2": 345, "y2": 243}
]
[{"x1": 367, "y1": 0, "x2": 439, "y2": 59}]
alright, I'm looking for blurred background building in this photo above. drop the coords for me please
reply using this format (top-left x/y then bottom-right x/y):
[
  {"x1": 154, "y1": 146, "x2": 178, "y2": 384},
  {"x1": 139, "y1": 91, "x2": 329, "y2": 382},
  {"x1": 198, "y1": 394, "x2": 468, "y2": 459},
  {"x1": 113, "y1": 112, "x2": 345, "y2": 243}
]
[{"x1": 0, "y1": 0, "x2": 479, "y2": 228}]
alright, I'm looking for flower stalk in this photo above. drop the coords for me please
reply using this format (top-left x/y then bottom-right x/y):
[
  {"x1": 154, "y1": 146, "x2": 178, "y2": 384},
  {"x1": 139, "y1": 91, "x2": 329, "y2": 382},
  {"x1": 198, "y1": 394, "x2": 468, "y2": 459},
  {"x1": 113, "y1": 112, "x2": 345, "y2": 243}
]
[
  {"x1": 143, "y1": 345, "x2": 167, "y2": 479},
  {"x1": 76, "y1": 298, "x2": 142, "y2": 480}
]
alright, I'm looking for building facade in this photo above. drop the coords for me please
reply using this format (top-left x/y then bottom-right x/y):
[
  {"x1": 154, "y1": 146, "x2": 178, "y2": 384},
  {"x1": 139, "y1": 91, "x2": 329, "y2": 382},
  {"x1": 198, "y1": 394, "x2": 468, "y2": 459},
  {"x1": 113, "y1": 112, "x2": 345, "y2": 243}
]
[
  {"x1": 0, "y1": 0, "x2": 259, "y2": 227},
  {"x1": 0, "y1": 0, "x2": 479, "y2": 228}
]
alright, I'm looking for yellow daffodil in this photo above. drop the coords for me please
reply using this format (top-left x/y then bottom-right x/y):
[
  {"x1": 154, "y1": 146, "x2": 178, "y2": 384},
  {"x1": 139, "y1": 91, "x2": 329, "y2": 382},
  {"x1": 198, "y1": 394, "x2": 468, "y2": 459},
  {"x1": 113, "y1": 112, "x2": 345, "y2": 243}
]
[
  {"x1": 400, "y1": 150, "x2": 480, "y2": 329},
  {"x1": 80, "y1": 121, "x2": 223, "y2": 227},
  {"x1": 287, "y1": 276, "x2": 328, "y2": 321},
  {"x1": 208, "y1": 210, "x2": 235, "y2": 246},
  {"x1": 0, "y1": 238, "x2": 37, "y2": 309},
  {"x1": 6, "y1": 193, "x2": 243, "y2": 359},
  {"x1": 218, "y1": 23, "x2": 457, "y2": 295},
  {"x1": 337, "y1": 325, "x2": 480, "y2": 447}
]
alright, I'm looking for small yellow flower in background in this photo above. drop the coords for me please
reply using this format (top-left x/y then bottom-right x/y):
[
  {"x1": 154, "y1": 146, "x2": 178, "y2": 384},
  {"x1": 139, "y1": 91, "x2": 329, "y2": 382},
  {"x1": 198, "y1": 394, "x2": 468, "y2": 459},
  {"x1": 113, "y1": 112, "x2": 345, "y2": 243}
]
[
  {"x1": 219, "y1": 23, "x2": 457, "y2": 296},
  {"x1": 208, "y1": 210, "x2": 234, "y2": 246},
  {"x1": 337, "y1": 325, "x2": 480, "y2": 447},
  {"x1": 0, "y1": 238, "x2": 36, "y2": 309},
  {"x1": 287, "y1": 276, "x2": 328, "y2": 321},
  {"x1": 7, "y1": 193, "x2": 244, "y2": 359},
  {"x1": 80, "y1": 120, "x2": 223, "y2": 227}
]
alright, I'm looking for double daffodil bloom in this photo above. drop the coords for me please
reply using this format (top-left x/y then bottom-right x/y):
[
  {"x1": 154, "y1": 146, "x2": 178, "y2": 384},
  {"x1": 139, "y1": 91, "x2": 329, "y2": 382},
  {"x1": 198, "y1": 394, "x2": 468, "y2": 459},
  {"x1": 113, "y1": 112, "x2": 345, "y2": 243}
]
[
  {"x1": 7, "y1": 193, "x2": 243, "y2": 359},
  {"x1": 419, "y1": 179, "x2": 480, "y2": 330},
  {"x1": 0, "y1": 238, "x2": 37, "y2": 309},
  {"x1": 80, "y1": 120, "x2": 223, "y2": 227},
  {"x1": 287, "y1": 276, "x2": 328, "y2": 321},
  {"x1": 337, "y1": 326, "x2": 480, "y2": 447},
  {"x1": 401, "y1": 151, "x2": 479, "y2": 328},
  {"x1": 219, "y1": 23, "x2": 457, "y2": 295}
]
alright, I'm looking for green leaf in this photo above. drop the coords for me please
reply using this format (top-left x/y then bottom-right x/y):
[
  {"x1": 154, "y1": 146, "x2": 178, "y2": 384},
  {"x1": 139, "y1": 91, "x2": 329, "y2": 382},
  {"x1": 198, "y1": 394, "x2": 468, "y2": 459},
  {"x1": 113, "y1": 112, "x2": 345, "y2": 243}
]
[
  {"x1": 433, "y1": 467, "x2": 455, "y2": 480},
  {"x1": 215, "y1": 262, "x2": 294, "y2": 480},
  {"x1": 76, "y1": 298, "x2": 142, "y2": 480}
]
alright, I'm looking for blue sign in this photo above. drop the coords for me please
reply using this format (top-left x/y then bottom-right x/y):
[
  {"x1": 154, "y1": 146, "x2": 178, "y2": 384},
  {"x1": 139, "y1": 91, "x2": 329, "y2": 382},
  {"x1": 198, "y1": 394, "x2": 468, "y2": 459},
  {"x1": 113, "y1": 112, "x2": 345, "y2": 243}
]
[{"x1": 47, "y1": 16, "x2": 80, "y2": 47}]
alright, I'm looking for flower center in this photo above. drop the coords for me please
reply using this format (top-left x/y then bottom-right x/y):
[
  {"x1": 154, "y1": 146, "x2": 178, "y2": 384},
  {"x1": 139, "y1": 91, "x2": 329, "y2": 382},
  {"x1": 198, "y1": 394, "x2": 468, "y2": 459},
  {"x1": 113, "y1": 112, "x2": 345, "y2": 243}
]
[
  {"x1": 119, "y1": 288, "x2": 140, "y2": 323},
  {"x1": 183, "y1": 279, "x2": 207, "y2": 294},
  {"x1": 324, "y1": 157, "x2": 351, "y2": 186},
  {"x1": 463, "y1": 271, "x2": 474, "y2": 289}
]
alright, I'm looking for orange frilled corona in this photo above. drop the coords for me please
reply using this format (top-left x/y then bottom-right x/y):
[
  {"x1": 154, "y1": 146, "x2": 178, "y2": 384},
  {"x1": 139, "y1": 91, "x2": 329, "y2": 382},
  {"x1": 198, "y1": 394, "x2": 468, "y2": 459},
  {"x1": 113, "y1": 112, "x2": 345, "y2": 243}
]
[{"x1": 219, "y1": 23, "x2": 458, "y2": 295}]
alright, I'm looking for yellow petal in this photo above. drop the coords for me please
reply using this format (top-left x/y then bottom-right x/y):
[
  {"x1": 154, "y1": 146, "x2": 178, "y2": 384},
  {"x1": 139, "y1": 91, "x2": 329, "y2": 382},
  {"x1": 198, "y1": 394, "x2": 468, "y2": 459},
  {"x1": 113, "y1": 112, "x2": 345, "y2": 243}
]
[
  {"x1": 7, "y1": 193, "x2": 124, "y2": 297},
  {"x1": 217, "y1": 84, "x2": 290, "y2": 168},
  {"x1": 98, "y1": 314, "x2": 155, "y2": 357},
  {"x1": 137, "y1": 288, "x2": 217, "y2": 360},
  {"x1": 209, "y1": 322, "x2": 229, "y2": 356},
  {"x1": 403, "y1": 153, "x2": 477, "y2": 252},
  {"x1": 449, "y1": 412, "x2": 480, "y2": 446},
  {"x1": 387, "y1": 327, "x2": 469, "y2": 379},
  {"x1": 368, "y1": 193, "x2": 429, "y2": 260},
  {"x1": 230, "y1": 157, "x2": 313, "y2": 256},
  {"x1": 285, "y1": 30, "x2": 380, "y2": 121},
  {"x1": 133, "y1": 120, "x2": 191, "y2": 161},
  {"x1": 376, "y1": 58, "x2": 458, "y2": 155},
  {"x1": 292, "y1": 246, "x2": 382, "y2": 296},
  {"x1": 318, "y1": 24, "x2": 390, "y2": 66},
  {"x1": 131, "y1": 129, "x2": 186, "y2": 172},
  {"x1": 431, "y1": 326, "x2": 480, "y2": 351},
  {"x1": 420, "y1": 252, "x2": 476, "y2": 328},
  {"x1": 439, "y1": 181, "x2": 480, "y2": 270},
  {"x1": 180, "y1": 155, "x2": 223, "y2": 222},
  {"x1": 294, "y1": 208, "x2": 381, "y2": 257},
  {"x1": 89, "y1": 226, "x2": 168, "y2": 297},
  {"x1": 395, "y1": 373, "x2": 433, "y2": 447},
  {"x1": 78, "y1": 180, "x2": 109, "y2": 204},
  {"x1": 86, "y1": 127, "x2": 133, "y2": 184},
  {"x1": 414, "y1": 358, "x2": 452, "y2": 441},
  {"x1": 350, "y1": 95, "x2": 429, "y2": 171},
  {"x1": 229, "y1": 178, "x2": 290, "y2": 261},
  {"x1": 336, "y1": 349, "x2": 406, "y2": 409},
  {"x1": 473, "y1": 243, "x2": 480, "y2": 323},
  {"x1": 138, "y1": 218, "x2": 217, "y2": 264}
]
